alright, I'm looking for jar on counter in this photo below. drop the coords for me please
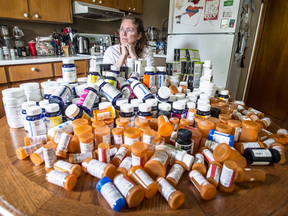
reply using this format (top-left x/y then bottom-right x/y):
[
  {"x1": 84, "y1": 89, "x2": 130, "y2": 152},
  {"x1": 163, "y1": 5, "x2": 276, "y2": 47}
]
[
  {"x1": 1, "y1": 25, "x2": 9, "y2": 36},
  {"x1": 62, "y1": 59, "x2": 77, "y2": 84},
  {"x1": 14, "y1": 36, "x2": 27, "y2": 57},
  {"x1": 110, "y1": 65, "x2": 121, "y2": 77}
]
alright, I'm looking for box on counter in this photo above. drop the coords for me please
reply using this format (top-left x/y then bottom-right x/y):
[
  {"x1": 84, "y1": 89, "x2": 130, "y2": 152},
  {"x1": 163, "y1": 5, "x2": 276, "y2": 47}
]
[
  {"x1": 188, "y1": 49, "x2": 201, "y2": 62},
  {"x1": 166, "y1": 61, "x2": 181, "y2": 76}
]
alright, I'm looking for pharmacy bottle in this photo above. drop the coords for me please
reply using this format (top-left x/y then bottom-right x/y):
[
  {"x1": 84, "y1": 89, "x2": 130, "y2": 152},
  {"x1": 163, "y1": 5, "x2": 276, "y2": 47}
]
[
  {"x1": 65, "y1": 104, "x2": 91, "y2": 123},
  {"x1": 208, "y1": 129, "x2": 235, "y2": 147},
  {"x1": 120, "y1": 81, "x2": 136, "y2": 100},
  {"x1": 110, "y1": 65, "x2": 121, "y2": 77},
  {"x1": 137, "y1": 103, "x2": 153, "y2": 119},
  {"x1": 82, "y1": 158, "x2": 116, "y2": 180},
  {"x1": 94, "y1": 126, "x2": 111, "y2": 146},
  {"x1": 175, "y1": 128, "x2": 193, "y2": 154},
  {"x1": 131, "y1": 141, "x2": 149, "y2": 167},
  {"x1": 112, "y1": 127, "x2": 124, "y2": 146},
  {"x1": 49, "y1": 84, "x2": 72, "y2": 109},
  {"x1": 171, "y1": 101, "x2": 186, "y2": 119},
  {"x1": 54, "y1": 160, "x2": 82, "y2": 178},
  {"x1": 135, "y1": 117, "x2": 148, "y2": 129},
  {"x1": 45, "y1": 103, "x2": 62, "y2": 130},
  {"x1": 79, "y1": 132, "x2": 95, "y2": 153},
  {"x1": 92, "y1": 120, "x2": 106, "y2": 130},
  {"x1": 96, "y1": 79, "x2": 122, "y2": 105},
  {"x1": 96, "y1": 176, "x2": 126, "y2": 211},
  {"x1": 72, "y1": 118, "x2": 88, "y2": 130},
  {"x1": 69, "y1": 152, "x2": 97, "y2": 164},
  {"x1": 114, "y1": 98, "x2": 128, "y2": 118},
  {"x1": 116, "y1": 117, "x2": 129, "y2": 130},
  {"x1": 155, "y1": 66, "x2": 166, "y2": 87},
  {"x1": 55, "y1": 132, "x2": 72, "y2": 157},
  {"x1": 105, "y1": 72, "x2": 118, "y2": 88},
  {"x1": 257, "y1": 117, "x2": 271, "y2": 129},
  {"x1": 186, "y1": 106, "x2": 197, "y2": 126},
  {"x1": 143, "y1": 67, "x2": 156, "y2": 88},
  {"x1": 120, "y1": 103, "x2": 135, "y2": 127},
  {"x1": 213, "y1": 143, "x2": 247, "y2": 168},
  {"x1": 144, "y1": 150, "x2": 169, "y2": 180},
  {"x1": 192, "y1": 153, "x2": 206, "y2": 175},
  {"x1": 120, "y1": 66, "x2": 129, "y2": 79},
  {"x1": 24, "y1": 135, "x2": 49, "y2": 146},
  {"x1": 158, "y1": 102, "x2": 171, "y2": 118},
  {"x1": 262, "y1": 137, "x2": 278, "y2": 148},
  {"x1": 88, "y1": 67, "x2": 102, "y2": 84},
  {"x1": 124, "y1": 127, "x2": 141, "y2": 145},
  {"x1": 43, "y1": 142, "x2": 57, "y2": 172},
  {"x1": 130, "y1": 98, "x2": 142, "y2": 116},
  {"x1": 98, "y1": 142, "x2": 110, "y2": 163},
  {"x1": 198, "y1": 146, "x2": 215, "y2": 163},
  {"x1": 148, "y1": 118, "x2": 158, "y2": 131},
  {"x1": 26, "y1": 106, "x2": 46, "y2": 137},
  {"x1": 30, "y1": 146, "x2": 45, "y2": 166},
  {"x1": 155, "y1": 86, "x2": 170, "y2": 103},
  {"x1": 217, "y1": 90, "x2": 229, "y2": 102},
  {"x1": 142, "y1": 129, "x2": 156, "y2": 158},
  {"x1": 206, "y1": 161, "x2": 222, "y2": 188},
  {"x1": 235, "y1": 167, "x2": 266, "y2": 183},
  {"x1": 189, "y1": 170, "x2": 217, "y2": 200},
  {"x1": 16, "y1": 141, "x2": 43, "y2": 160},
  {"x1": 74, "y1": 125, "x2": 93, "y2": 137},
  {"x1": 239, "y1": 120, "x2": 261, "y2": 142},
  {"x1": 158, "y1": 115, "x2": 174, "y2": 138},
  {"x1": 46, "y1": 170, "x2": 77, "y2": 191},
  {"x1": 243, "y1": 148, "x2": 280, "y2": 165},
  {"x1": 192, "y1": 130, "x2": 202, "y2": 154},
  {"x1": 169, "y1": 117, "x2": 179, "y2": 131},
  {"x1": 227, "y1": 120, "x2": 242, "y2": 142},
  {"x1": 131, "y1": 80, "x2": 154, "y2": 102},
  {"x1": 76, "y1": 84, "x2": 99, "y2": 113},
  {"x1": 248, "y1": 107, "x2": 265, "y2": 119},
  {"x1": 116, "y1": 156, "x2": 132, "y2": 176},
  {"x1": 270, "y1": 143, "x2": 286, "y2": 164},
  {"x1": 156, "y1": 177, "x2": 185, "y2": 210},
  {"x1": 145, "y1": 99, "x2": 158, "y2": 118},
  {"x1": 166, "y1": 160, "x2": 186, "y2": 188},
  {"x1": 235, "y1": 141, "x2": 266, "y2": 155},
  {"x1": 111, "y1": 144, "x2": 129, "y2": 167},
  {"x1": 22, "y1": 101, "x2": 36, "y2": 131},
  {"x1": 128, "y1": 165, "x2": 159, "y2": 199},
  {"x1": 196, "y1": 103, "x2": 211, "y2": 119},
  {"x1": 218, "y1": 114, "x2": 231, "y2": 124},
  {"x1": 198, "y1": 120, "x2": 215, "y2": 139},
  {"x1": 62, "y1": 59, "x2": 77, "y2": 83},
  {"x1": 39, "y1": 100, "x2": 49, "y2": 114},
  {"x1": 216, "y1": 123, "x2": 233, "y2": 134}
]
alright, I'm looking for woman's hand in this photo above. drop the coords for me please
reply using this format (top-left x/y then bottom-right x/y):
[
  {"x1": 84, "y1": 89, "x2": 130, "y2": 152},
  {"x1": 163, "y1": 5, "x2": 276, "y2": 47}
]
[
  {"x1": 120, "y1": 43, "x2": 129, "y2": 58},
  {"x1": 127, "y1": 44, "x2": 138, "y2": 60}
]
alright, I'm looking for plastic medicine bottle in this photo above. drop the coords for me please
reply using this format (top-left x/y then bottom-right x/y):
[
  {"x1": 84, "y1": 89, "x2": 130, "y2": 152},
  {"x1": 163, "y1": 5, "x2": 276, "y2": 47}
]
[
  {"x1": 120, "y1": 103, "x2": 135, "y2": 127},
  {"x1": 17, "y1": 141, "x2": 43, "y2": 160},
  {"x1": 144, "y1": 150, "x2": 169, "y2": 180},
  {"x1": 116, "y1": 156, "x2": 132, "y2": 176},
  {"x1": 166, "y1": 160, "x2": 186, "y2": 188},
  {"x1": 105, "y1": 72, "x2": 118, "y2": 88},
  {"x1": 124, "y1": 127, "x2": 141, "y2": 146},
  {"x1": 26, "y1": 106, "x2": 46, "y2": 137},
  {"x1": 54, "y1": 160, "x2": 82, "y2": 178},
  {"x1": 239, "y1": 120, "x2": 261, "y2": 142},
  {"x1": 156, "y1": 86, "x2": 170, "y2": 103},
  {"x1": 145, "y1": 99, "x2": 158, "y2": 118},
  {"x1": 45, "y1": 103, "x2": 62, "y2": 130},
  {"x1": 43, "y1": 142, "x2": 57, "y2": 172},
  {"x1": 206, "y1": 161, "x2": 222, "y2": 188},
  {"x1": 22, "y1": 101, "x2": 36, "y2": 131},
  {"x1": 192, "y1": 153, "x2": 206, "y2": 175},
  {"x1": 62, "y1": 59, "x2": 77, "y2": 83},
  {"x1": 65, "y1": 104, "x2": 91, "y2": 123},
  {"x1": 96, "y1": 79, "x2": 122, "y2": 105},
  {"x1": 131, "y1": 80, "x2": 154, "y2": 102},
  {"x1": 171, "y1": 101, "x2": 186, "y2": 119},
  {"x1": 143, "y1": 67, "x2": 156, "y2": 88},
  {"x1": 76, "y1": 84, "x2": 99, "y2": 113},
  {"x1": 156, "y1": 66, "x2": 166, "y2": 88},
  {"x1": 49, "y1": 84, "x2": 72, "y2": 109},
  {"x1": 79, "y1": 132, "x2": 95, "y2": 153},
  {"x1": 219, "y1": 160, "x2": 238, "y2": 193},
  {"x1": 234, "y1": 167, "x2": 266, "y2": 182},
  {"x1": 87, "y1": 67, "x2": 102, "y2": 84},
  {"x1": 82, "y1": 158, "x2": 116, "y2": 179},
  {"x1": 131, "y1": 141, "x2": 149, "y2": 167},
  {"x1": 46, "y1": 170, "x2": 77, "y2": 191},
  {"x1": 137, "y1": 103, "x2": 153, "y2": 119}
]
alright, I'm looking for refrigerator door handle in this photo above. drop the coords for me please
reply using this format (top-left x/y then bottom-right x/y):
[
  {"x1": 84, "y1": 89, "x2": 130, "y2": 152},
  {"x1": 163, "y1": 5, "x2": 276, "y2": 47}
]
[{"x1": 168, "y1": 0, "x2": 175, "y2": 34}]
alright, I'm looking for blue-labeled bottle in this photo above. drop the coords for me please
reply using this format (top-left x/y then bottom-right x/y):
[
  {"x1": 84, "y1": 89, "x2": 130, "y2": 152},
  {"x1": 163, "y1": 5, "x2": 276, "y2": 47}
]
[
  {"x1": 119, "y1": 103, "x2": 135, "y2": 127},
  {"x1": 96, "y1": 79, "x2": 122, "y2": 105},
  {"x1": 65, "y1": 104, "x2": 91, "y2": 123},
  {"x1": 171, "y1": 101, "x2": 186, "y2": 119},
  {"x1": 156, "y1": 66, "x2": 166, "y2": 87},
  {"x1": 137, "y1": 103, "x2": 153, "y2": 119},
  {"x1": 131, "y1": 80, "x2": 153, "y2": 102},
  {"x1": 62, "y1": 59, "x2": 77, "y2": 84},
  {"x1": 208, "y1": 129, "x2": 235, "y2": 147},
  {"x1": 155, "y1": 86, "x2": 170, "y2": 103},
  {"x1": 88, "y1": 67, "x2": 102, "y2": 84},
  {"x1": 110, "y1": 65, "x2": 121, "y2": 77},
  {"x1": 76, "y1": 83, "x2": 99, "y2": 113},
  {"x1": 105, "y1": 72, "x2": 118, "y2": 89},
  {"x1": 26, "y1": 106, "x2": 46, "y2": 137},
  {"x1": 45, "y1": 103, "x2": 62, "y2": 130},
  {"x1": 48, "y1": 84, "x2": 72, "y2": 109}
]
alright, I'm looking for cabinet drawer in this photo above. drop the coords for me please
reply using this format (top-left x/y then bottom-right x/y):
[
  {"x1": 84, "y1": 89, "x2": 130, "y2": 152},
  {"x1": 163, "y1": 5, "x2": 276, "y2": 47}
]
[
  {"x1": 8, "y1": 63, "x2": 53, "y2": 82},
  {"x1": 0, "y1": 67, "x2": 7, "y2": 84},
  {"x1": 53, "y1": 60, "x2": 88, "y2": 77}
]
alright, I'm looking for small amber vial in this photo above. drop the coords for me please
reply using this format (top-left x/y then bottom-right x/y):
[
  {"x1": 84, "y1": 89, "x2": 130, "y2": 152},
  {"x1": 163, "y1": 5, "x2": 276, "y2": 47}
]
[
  {"x1": 144, "y1": 150, "x2": 169, "y2": 180},
  {"x1": 69, "y1": 152, "x2": 97, "y2": 164},
  {"x1": 116, "y1": 156, "x2": 132, "y2": 176},
  {"x1": 206, "y1": 161, "x2": 222, "y2": 188},
  {"x1": 169, "y1": 117, "x2": 179, "y2": 131},
  {"x1": 72, "y1": 119, "x2": 89, "y2": 130},
  {"x1": 56, "y1": 132, "x2": 73, "y2": 158},
  {"x1": 98, "y1": 142, "x2": 110, "y2": 163},
  {"x1": 135, "y1": 117, "x2": 149, "y2": 128},
  {"x1": 92, "y1": 120, "x2": 106, "y2": 130},
  {"x1": 112, "y1": 127, "x2": 124, "y2": 145},
  {"x1": 235, "y1": 141, "x2": 266, "y2": 155},
  {"x1": 82, "y1": 158, "x2": 116, "y2": 180},
  {"x1": 235, "y1": 167, "x2": 266, "y2": 182},
  {"x1": 166, "y1": 160, "x2": 186, "y2": 188},
  {"x1": 79, "y1": 132, "x2": 95, "y2": 153},
  {"x1": 116, "y1": 117, "x2": 129, "y2": 130},
  {"x1": 198, "y1": 120, "x2": 215, "y2": 139},
  {"x1": 239, "y1": 120, "x2": 261, "y2": 142},
  {"x1": 148, "y1": 118, "x2": 158, "y2": 131},
  {"x1": 192, "y1": 153, "x2": 206, "y2": 175},
  {"x1": 215, "y1": 123, "x2": 232, "y2": 134},
  {"x1": 17, "y1": 141, "x2": 44, "y2": 160},
  {"x1": 111, "y1": 144, "x2": 130, "y2": 167},
  {"x1": 54, "y1": 160, "x2": 82, "y2": 178},
  {"x1": 219, "y1": 160, "x2": 238, "y2": 193},
  {"x1": 270, "y1": 143, "x2": 286, "y2": 164},
  {"x1": 131, "y1": 141, "x2": 149, "y2": 167},
  {"x1": 46, "y1": 170, "x2": 77, "y2": 191}
]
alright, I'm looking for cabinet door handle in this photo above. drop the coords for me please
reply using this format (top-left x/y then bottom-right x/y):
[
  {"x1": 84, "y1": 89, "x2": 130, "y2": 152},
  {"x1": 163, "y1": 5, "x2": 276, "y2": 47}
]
[
  {"x1": 129, "y1": 7, "x2": 131, "y2": 10},
  {"x1": 93, "y1": 0, "x2": 95, "y2": 2},
  {"x1": 24, "y1": 13, "x2": 28, "y2": 18},
  {"x1": 31, "y1": 67, "x2": 36, "y2": 71},
  {"x1": 35, "y1": 14, "x2": 39, "y2": 18},
  {"x1": 133, "y1": 8, "x2": 135, "y2": 10},
  {"x1": 99, "y1": 0, "x2": 102, "y2": 3}
]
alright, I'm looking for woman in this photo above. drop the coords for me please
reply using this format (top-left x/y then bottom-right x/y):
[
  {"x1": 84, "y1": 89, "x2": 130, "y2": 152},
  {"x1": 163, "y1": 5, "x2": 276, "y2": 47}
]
[{"x1": 103, "y1": 14, "x2": 155, "y2": 67}]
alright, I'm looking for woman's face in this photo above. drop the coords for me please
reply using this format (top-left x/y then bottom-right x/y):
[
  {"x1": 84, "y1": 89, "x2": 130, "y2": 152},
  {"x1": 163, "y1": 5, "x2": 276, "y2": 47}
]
[{"x1": 120, "y1": 19, "x2": 142, "y2": 45}]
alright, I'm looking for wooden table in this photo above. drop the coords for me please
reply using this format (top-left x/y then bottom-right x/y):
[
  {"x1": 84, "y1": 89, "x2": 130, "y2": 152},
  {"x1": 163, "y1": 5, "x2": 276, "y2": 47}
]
[{"x1": 0, "y1": 116, "x2": 287, "y2": 216}]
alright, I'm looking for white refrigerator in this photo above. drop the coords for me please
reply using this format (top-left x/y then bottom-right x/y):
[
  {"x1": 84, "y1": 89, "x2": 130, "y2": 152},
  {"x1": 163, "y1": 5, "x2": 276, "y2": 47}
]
[{"x1": 167, "y1": 0, "x2": 249, "y2": 99}]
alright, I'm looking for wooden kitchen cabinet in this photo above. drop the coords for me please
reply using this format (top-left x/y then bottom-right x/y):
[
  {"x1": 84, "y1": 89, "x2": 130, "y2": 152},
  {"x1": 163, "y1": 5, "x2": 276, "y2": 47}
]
[
  {"x1": 97, "y1": 0, "x2": 118, "y2": 8},
  {"x1": 119, "y1": 0, "x2": 143, "y2": 14},
  {"x1": 0, "y1": 0, "x2": 30, "y2": 20},
  {"x1": 53, "y1": 60, "x2": 88, "y2": 77},
  {"x1": 0, "y1": 67, "x2": 9, "y2": 118}
]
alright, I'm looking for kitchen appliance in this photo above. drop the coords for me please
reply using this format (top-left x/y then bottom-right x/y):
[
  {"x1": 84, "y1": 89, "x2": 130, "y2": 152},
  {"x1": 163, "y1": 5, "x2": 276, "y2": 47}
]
[
  {"x1": 167, "y1": 0, "x2": 252, "y2": 99},
  {"x1": 73, "y1": 1, "x2": 125, "y2": 22},
  {"x1": 77, "y1": 36, "x2": 89, "y2": 54}
]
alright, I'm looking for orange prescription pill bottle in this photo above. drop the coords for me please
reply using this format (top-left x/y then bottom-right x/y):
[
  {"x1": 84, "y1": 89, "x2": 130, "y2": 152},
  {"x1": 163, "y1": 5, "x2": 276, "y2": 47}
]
[
  {"x1": 54, "y1": 160, "x2": 82, "y2": 178},
  {"x1": 169, "y1": 85, "x2": 179, "y2": 95},
  {"x1": 248, "y1": 107, "x2": 265, "y2": 119},
  {"x1": 113, "y1": 173, "x2": 145, "y2": 208},
  {"x1": 206, "y1": 161, "x2": 222, "y2": 188},
  {"x1": 218, "y1": 160, "x2": 238, "y2": 193},
  {"x1": 247, "y1": 113, "x2": 260, "y2": 121},
  {"x1": 270, "y1": 143, "x2": 286, "y2": 164},
  {"x1": 82, "y1": 158, "x2": 116, "y2": 180},
  {"x1": 46, "y1": 170, "x2": 77, "y2": 191},
  {"x1": 166, "y1": 160, "x2": 186, "y2": 188},
  {"x1": 207, "y1": 117, "x2": 221, "y2": 125},
  {"x1": 235, "y1": 141, "x2": 265, "y2": 155},
  {"x1": 68, "y1": 135, "x2": 79, "y2": 153},
  {"x1": 135, "y1": 117, "x2": 149, "y2": 128},
  {"x1": 116, "y1": 156, "x2": 132, "y2": 176},
  {"x1": 69, "y1": 152, "x2": 97, "y2": 164},
  {"x1": 216, "y1": 123, "x2": 232, "y2": 134},
  {"x1": 43, "y1": 142, "x2": 57, "y2": 172},
  {"x1": 275, "y1": 134, "x2": 288, "y2": 145},
  {"x1": 56, "y1": 132, "x2": 73, "y2": 158},
  {"x1": 198, "y1": 120, "x2": 215, "y2": 139},
  {"x1": 24, "y1": 135, "x2": 49, "y2": 146},
  {"x1": 218, "y1": 114, "x2": 231, "y2": 124},
  {"x1": 192, "y1": 129, "x2": 202, "y2": 154},
  {"x1": 79, "y1": 132, "x2": 95, "y2": 153},
  {"x1": 92, "y1": 120, "x2": 106, "y2": 130},
  {"x1": 30, "y1": 146, "x2": 45, "y2": 166},
  {"x1": 194, "y1": 116, "x2": 204, "y2": 129},
  {"x1": 74, "y1": 125, "x2": 93, "y2": 137},
  {"x1": 124, "y1": 127, "x2": 141, "y2": 145},
  {"x1": 192, "y1": 153, "x2": 206, "y2": 175},
  {"x1": 116, "y1": 117, "x2": 129, "y2": 130},
  {"x1": 144, "y1": 150, "x2": 169, "y2": 180},
  {"x1": 131, "y1": 141, "x2": 148, "y2": 167},
  {"x1": 111, "y1": 144, "x2": 129, "y2": 167},
  {"x1": 239, "y1": 120, "x2": 261, "y2": 142},
  {"x1": 154, "y1": 131, "x2": 162, "y2": 145},
  {"x1": 262, "y1": 137, "x2": 278, "y2": 148},
  {"x1": 158, "y1": 115, "x2": 174, "y2": 136},
  {"x1": 72, "y1": 119, "x2": 88, "y2": 130},
  {"x1": 169, "y1": 117, "x2": 179, "y2": 131},
  {"x1": 98, "y1": 142, "x2": 110, "y2": 163},
  {"x1": 235, "y1": 167, "x2": 266, "y2": 183},
  {"x1": 142, "y1": 129, "x2": 156, "y2": 158},
  {"x1": 148, "y1": 118, "x2": 158, "y2": 131},
  {"x1": 189, "y1": 170, "x2": 217, "y2": 200},
  {"x1": 104, "y1": 117, "x2": 114, "y2": 130},
  {"x1": 198, "y1": 146, "x2": 215, "y2": 163},
  {"x1": 227, "y1": 120, "x2": 242, "y2": 142},
  {"x1": 257, "y1": 117, "x2": 271, "y2": 129},
  {"x1": 94, "y1": 126, "x2": 111, "y2": 146},
  {"x1": 17, "y1": 141, "x2": 43, "y2": 160},
  {"x1": 186, "y1": 108, "x2": 197, "y2": 126},
  {"x1": 112, "y1": 127, "x2": 124, "y2": 145},
  {"x1": 210, "y1": 97, "x2": 221, "y2": 103},
  {"x1": 156, "y1": 177, "x2": 185, "y2": 210},
  {"x1": 213, "y1": 143, "x2": 247, "y2": 168},
  {"x1": 128, "y1": 165, "x2": 159, "y2": 199}
]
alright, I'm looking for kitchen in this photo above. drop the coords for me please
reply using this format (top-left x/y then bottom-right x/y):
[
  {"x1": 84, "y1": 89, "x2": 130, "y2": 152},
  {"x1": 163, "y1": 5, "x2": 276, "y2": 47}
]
[{"x1": 1, "y1": 0, "x2": 288, "y2": 215}]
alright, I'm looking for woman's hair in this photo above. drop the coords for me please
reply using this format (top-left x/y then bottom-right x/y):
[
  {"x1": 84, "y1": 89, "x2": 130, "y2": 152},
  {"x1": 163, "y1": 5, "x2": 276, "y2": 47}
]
[{"x1": 121, "y1": 14, "x2": 148, "y2": 58}]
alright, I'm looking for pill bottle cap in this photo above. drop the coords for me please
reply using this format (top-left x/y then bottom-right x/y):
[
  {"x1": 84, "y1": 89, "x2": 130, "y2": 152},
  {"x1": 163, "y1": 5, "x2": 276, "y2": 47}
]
[
  {"x1": 111, "y1": 65, "x2": 120, "y2": 71},
  {"x1": 197, "y1": 103, "x2": 211, "y2": 112},
  {"x1": 116, "y1": 98, "x2": 128, "y2": 107},
  {"x1": 26, "y1": 106, "x2": 42, "y2": 116},
  {"x1": 20, "y1": 82, "x2": 39, "y2": 91},
  {"x1": 41, "y1": 81, "x2": 58, "y2": 89},
  {"x1": 28, "y1": 95, "x2": 42, "y2": 102},
  {"x1": 182, "y1": 154, "x2": 194, "y2": 170},
  {"x1": 145, "y1": 98, "x2": 158, "y2": 107},
  {"x1": 156, "y1": 66, "x2": 166, "y2": 72},
  {"x1": 157, "y1": 86, "x2": 171, "y2": 99},
  {"x1": 221, "y1": 90, "x2": 229, "y2": 95},
  {"x1": 130, "y1": 99, "x2": 142, "y2": 107},
  {"x1": 173, "y1": 101, "x2": 185, "y2": 110},
  {"x1": 175, "y1": 93, "x2": 185, "y2": 99},
  {"x1": 39, "y1": 100, "x2": 49, "y2": 108},
  {"x1": 177, "y1": 98, "x2": 189, "y2": 105},
  {"x1": 62, "y1": 59, "x2": 74, "y2": 64},
  {"x1": 145, "y1": 67, "x2": 155, "y2": 72},
  {"x1": 106, "y1": 72, "x2": 117, "y2": 78},
  {"x1": 175, "y1": 128, "x2": 192, "y2": 144},
  {"x1": 187, "y1": 102, "x2": 196, "y2": 109},
  {"x1": 179, "y1": 81, "x2": 188, "y2": 86},
  {"x1": 65, "y1": 104, "x2": 80, "y2": 118},
  {"x1": 158, "y1": 102, "x2": 171, "y2": 111},
  {"x1": 45, "y1": 103, "x2": 60, "y2": 113},
  {"x1": 168, "y1": 95, "x2": 177, "y2": 102},
  {"x1": 138, "y1": 103, "x2": 151, "y2": 112},
  {"x1": 121, "y1": 103, "x2": 134, "y2": 113},
  {"x1": 22, "y1": 101, "x2": 36, "y2": 109}
]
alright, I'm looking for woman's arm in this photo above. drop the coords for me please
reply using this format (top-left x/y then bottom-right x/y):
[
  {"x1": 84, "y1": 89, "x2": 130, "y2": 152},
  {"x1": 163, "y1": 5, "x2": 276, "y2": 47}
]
[{"x1": 114, "y1": 44, "x2": 130, "y2": 66}]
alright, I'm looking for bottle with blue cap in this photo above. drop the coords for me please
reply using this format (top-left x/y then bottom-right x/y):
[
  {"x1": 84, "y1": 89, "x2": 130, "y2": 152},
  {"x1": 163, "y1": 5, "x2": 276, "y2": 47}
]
[
  {"x1": 96, "y1": 176, "x2": 126, "y2": 211},
  {"x1": 208, "y1": 129, "x2": 235, "y2": 147},
  {"x1": 22, "y1": 101, "x2": 36, "y2": 131}
]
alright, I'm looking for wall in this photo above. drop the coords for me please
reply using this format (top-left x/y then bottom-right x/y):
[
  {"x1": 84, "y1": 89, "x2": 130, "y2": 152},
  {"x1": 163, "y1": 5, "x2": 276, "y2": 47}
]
[{"x1": 0, "y1": 0, "x2": 169, "y2": 43}]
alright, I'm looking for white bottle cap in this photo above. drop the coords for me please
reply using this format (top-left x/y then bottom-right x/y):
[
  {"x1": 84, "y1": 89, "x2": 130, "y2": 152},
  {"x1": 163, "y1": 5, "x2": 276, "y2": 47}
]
[
  {"x1": 65, "y1": 104, "x2": 80, "y2": 118},
  {"x1": 182, "y1": 154, "x2": 194, "y2": 171},
  {"x1": 26, "y1": 106, "x2": 42, "y2": 116},
  {"x1": 173, "y1": 101, "x2": 185, "y2": 110},
  {"x1": 116, "y1": 98, "x2": 128, "y2": 107},
  {"x1": 72, "y1": 98, "x2": 79, "y2": 104},
  {"x1": 111, "y1": 65, "x2": 120, "y2": 71},
  {"x1": 89, "y1": 67, "x2": 98, "y2": 72},
  {"x1": 62, "y1": 59, "x2": 74, "y2": 64},
  {"x1": 99, "y1": 102, "x2": 112, "y2": 110},
  {"x1": 187, "y1": 89, "x2": 191, "y2": 93},
  {"x1": 145, "y1": 67, "x2": 155, "y2": 72},
  {"x1": 45, "y1": 103, "x2": 60, "y2": 113},
  {"x1": 197, "y1": 99, "x2": 210, "y2": 104},
  {"x1": 106, "y1": 72, "x2": 117, "y2": 78},
  {"x1": 39, "y1": 100, "x2": 49, "y2": 108},
  {"x1": 2, "y1": 88, "x2": 25, "y2": 98},
  {"x1": 44, "y1": 87, "x2": 56, "y2": 95},
  {"x1": 130, "y1": 99, "x2": 142, "y2": 107},
  {"x1": 179, "y1": 81, "x2": 188, "y2": 86},
  {"x1": 20, "y1": 82, "x2": 39, "y2": 91},
  {"x1": 158, "y1": 102, "x2": 171, "y2": 111},
  {"x1": 138, "y1": 103, "x2": 151, "y2": 112},
  {"x1": 96, "y1": 79, "x2": 105, "y2": 88},
  {"x1": 175, "y1": 93, "x2": 185, "y2": 99},
  {"x1": 131, "y1": 80, "x2": 141, "y2": 89},
  {"x1": 168, "y1": 95, "x2": 177, "y2": 102},
  {"x1": 204, "y1": 69, "x2": 213, "y2": 76},
  {"x1": 187, "y1": 102, "x2": 196, "y2": 109},
  {"x1": 127, "y1": 58, "x2": 135, "y2": 63},
  {"x1": 156, "y1": 66, "x2": 166, "y2": 72},
  {"x1": 121, "y1": 103, "x2": 134, "y2": 113},
  {"x1": 78, "y1": 77, "x2": 87, "y2": 83},
  {"x1": 41, "y1": 80, "x2": 59, "y2": 89},
  {"x1": 177, "y1": 98, "x2": 189, "y2": 105},
  {"x1": 157, "y1": 86, "x2": 171, "y2": 99},
  {"x1": 200, "y1": 93, "x2": 210, "y2": 100},
  {"x1": 22, "y1": 101, "x2": 36, "y2": 110},
  {"x1": 197, "y1": 103, "x2": 211, "y2": 112},
  {"x1": 217, "y1": 86, "x2": 225, "y2": 91},
  {"x1": 145, "y1": 98, "x2": 158, "y2": 107},
  {"x1": 203, "y1": 60, "x2": 212, "y2": 67},
  {"x1": 221, "y1": 90, "x2": 229, "y2": 95},
  {"x1": 28, "y1": 95, "x2": 42, "y2": 102}
]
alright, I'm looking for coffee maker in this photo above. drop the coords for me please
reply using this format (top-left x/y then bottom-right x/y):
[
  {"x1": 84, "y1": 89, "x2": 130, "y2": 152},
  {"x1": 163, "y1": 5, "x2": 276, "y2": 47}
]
[{"x1": 77, "y1": 36, "x2": 89, "y2": 54}]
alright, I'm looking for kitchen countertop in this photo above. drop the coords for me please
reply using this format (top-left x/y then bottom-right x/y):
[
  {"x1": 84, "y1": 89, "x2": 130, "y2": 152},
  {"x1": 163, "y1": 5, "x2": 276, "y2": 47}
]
[{"x1": 0, "y1": 55, "x2": 93, "y2": 66}]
